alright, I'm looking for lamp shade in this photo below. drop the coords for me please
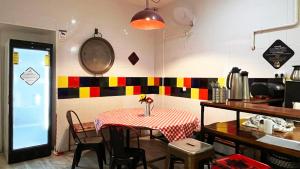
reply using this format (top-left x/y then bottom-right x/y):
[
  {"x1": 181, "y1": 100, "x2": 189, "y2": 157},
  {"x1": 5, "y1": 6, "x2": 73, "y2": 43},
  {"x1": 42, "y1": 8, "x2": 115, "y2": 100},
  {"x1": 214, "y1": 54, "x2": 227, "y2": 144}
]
[{"x1": 130, "y1": 8, "x2": 165, "y2": 30}]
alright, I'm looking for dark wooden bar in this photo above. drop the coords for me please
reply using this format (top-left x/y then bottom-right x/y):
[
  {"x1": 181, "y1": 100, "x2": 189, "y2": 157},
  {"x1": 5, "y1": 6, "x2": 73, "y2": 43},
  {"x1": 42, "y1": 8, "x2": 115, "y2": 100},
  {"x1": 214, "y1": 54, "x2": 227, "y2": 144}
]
[{"x1": 200, "y1": 101, "x2": 300, "y2": 121}]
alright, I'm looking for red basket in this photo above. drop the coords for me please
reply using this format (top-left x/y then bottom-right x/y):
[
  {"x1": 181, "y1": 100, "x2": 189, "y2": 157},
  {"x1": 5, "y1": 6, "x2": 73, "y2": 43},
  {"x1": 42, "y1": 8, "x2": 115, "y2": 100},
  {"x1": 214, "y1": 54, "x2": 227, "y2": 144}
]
[{"x1": 212, "y1": 154, "x2": 271, "y2": 169}]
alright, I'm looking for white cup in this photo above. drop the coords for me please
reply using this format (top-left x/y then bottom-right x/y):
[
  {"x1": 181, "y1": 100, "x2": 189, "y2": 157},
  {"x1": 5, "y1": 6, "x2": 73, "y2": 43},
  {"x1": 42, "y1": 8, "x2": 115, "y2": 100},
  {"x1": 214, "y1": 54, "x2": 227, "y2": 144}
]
[
  {"x1": 293, "y1": 102, "x2": 300, "y2": 110},
  {"x1": 264, "y1": 119, "x2": 273, "y2": 135}
]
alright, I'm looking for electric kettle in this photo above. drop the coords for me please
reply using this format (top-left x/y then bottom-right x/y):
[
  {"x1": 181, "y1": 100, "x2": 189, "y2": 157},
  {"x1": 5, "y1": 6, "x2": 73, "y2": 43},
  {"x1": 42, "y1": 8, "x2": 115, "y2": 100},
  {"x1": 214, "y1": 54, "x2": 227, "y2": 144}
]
[
  {"x1": 291, "y1": 65, "x2": 300, "y2": 81},
  {"x1": 226, "y1": 67, "x2": 243, "y2": 100}
]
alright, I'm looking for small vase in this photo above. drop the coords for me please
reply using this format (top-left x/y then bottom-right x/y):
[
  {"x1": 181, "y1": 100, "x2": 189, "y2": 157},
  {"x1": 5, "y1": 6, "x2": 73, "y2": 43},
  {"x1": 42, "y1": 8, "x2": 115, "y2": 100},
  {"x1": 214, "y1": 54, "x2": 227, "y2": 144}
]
[{"x1": 144, "y1": 103, "x2": 151, "y2": 116}]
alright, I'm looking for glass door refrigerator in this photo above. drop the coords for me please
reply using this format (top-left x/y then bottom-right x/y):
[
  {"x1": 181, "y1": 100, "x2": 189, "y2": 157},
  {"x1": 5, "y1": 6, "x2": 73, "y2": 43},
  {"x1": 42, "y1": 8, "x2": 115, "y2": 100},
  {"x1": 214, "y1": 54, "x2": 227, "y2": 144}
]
[{"x1": 8, "y1": 39, "x2": 53, "y2": 163}]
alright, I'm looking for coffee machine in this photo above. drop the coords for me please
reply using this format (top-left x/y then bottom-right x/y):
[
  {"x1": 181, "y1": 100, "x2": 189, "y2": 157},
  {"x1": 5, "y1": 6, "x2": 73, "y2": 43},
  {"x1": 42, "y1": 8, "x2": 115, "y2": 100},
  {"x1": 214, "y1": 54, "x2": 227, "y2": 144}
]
[{"x1": 226, "y1": 67, "x2": 250, "y2": 100}]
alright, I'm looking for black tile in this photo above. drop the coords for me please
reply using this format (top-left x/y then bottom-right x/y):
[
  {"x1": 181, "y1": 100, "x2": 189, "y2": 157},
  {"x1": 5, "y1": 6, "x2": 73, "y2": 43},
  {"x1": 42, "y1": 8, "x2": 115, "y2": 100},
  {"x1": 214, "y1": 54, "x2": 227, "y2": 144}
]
[
  {"x1": 140, "y1": 77, "x2": 148, "y2": 86},
  {"x1": 126, "y1": 77, "x2": 140, "y2": 86},
  {"x1": 191, "y1": 78, "x2": 201, "y2": 88},
  {"x1": 100, "y1": 87, "x2": 125, "y2": 97},
  {"x1": 148, "y1": 86, "x2": 159, "y2": 94},
  {"x1": 99, "y1": 77, "x2": 109, "y2": 87},
  {"x1": 141, "y1": 86, "x2": 159, "y2": 94},
  {"x1": 171, "y1": 87, "x2": 180, "y2": 96},
  {"x1": 141, "y1": 86, "x2": 148, "y2": 94},
  {"x1": 58, "y1": 88, "x2": 79, "y2": 99},
  {"x1": 208, "y1": 88, "x2": 213, "y2": 100},
  {"x1": 80, "y1": 77, "x2": 100, "y2": 87},
  {"x1": 171, "y1": 87, "x2": 191, "y2": 98},
  {"x1": 164, "y1": 78, "x2": 176, "y2": 87},
  {"x1": 159, "y1": 78, "x2": 163, "y2": 86}
]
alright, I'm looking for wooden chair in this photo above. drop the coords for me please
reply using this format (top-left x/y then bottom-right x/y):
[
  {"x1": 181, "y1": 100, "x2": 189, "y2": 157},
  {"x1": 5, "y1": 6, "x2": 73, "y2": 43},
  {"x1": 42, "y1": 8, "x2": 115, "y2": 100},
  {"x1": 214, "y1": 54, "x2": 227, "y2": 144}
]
[
  {"x1": 66, "y1": 110, "x2": 106, "y2": 169},
  {"x1": 100, "y1": 124, "x2": 147, "y2": 169}
]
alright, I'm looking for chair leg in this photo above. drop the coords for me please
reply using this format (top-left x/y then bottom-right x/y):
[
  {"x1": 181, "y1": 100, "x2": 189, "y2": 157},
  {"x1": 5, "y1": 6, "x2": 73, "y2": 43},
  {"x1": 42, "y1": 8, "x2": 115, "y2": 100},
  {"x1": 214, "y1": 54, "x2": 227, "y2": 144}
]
[
  {"x1": 142, "y1": 153, "x2": 147, "y2": 169},
  {"x1": 110, "y1": 159, "x2": 115, "y2": 169},
  {"x1": 117, "y1": 165, "x2": 122, "y2": 169},
  {"x1": 75, "y1": 148, "x2": 82, "y2": 167},
  {"x1": 96, "y1": 149, "x2": 104, "y2": 169},
  {"x1": 169, "y1": 156, "x2": 174, "y2": 169},
  {"x1": 128, "y1": 160, "x2": 134, "y2": 169},
  {"x1": 72, "y1": 147, "x2": 81, "y2": 169},
  {"x1": 101, "y1": 144, "x2": 107, "y2": 164}
]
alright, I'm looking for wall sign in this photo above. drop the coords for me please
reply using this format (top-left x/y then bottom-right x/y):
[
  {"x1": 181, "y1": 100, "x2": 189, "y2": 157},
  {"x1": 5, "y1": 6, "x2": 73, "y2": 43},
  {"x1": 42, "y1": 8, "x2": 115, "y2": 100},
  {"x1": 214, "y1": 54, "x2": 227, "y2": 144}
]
[
  {"x1": 20, "y1": 67, "x2": 40, "y2": 85},
  {"x1": 263, "y1": 39, "x2": 294, "y2": 69}
]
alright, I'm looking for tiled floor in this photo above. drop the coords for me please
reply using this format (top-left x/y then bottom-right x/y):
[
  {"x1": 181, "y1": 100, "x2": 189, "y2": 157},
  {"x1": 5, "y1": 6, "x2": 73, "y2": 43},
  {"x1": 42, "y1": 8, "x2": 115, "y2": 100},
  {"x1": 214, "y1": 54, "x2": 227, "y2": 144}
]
[{"x1": 0, "y1": 137, "x2": 186, "y2": 169}]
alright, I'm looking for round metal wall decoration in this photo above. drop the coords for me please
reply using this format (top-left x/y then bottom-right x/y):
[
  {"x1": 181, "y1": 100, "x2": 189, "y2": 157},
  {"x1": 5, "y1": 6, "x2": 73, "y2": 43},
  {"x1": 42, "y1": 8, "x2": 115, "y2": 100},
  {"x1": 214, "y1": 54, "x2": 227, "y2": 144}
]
[{"x1": 79, "y1": 29, "x2": 115, "y2": 75}]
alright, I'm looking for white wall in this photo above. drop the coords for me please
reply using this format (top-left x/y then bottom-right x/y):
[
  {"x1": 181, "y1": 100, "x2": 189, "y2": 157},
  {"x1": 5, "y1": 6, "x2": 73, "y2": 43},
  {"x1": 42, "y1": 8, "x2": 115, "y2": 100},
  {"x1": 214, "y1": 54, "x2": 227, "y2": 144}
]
[
  {"x1": 155, "y1": 0, "x2": 300, "y2": 125},
  {"x1": 0, "y1": 0, "x2": 156, "y2": 152}
]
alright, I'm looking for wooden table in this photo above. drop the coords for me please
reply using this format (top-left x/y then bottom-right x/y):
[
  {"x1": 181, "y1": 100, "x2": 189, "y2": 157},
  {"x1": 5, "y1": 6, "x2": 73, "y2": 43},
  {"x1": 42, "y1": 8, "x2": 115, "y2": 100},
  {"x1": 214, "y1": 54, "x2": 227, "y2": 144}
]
[{"x1": 200, "y1": 101, "x2": 300, "y2": 158}]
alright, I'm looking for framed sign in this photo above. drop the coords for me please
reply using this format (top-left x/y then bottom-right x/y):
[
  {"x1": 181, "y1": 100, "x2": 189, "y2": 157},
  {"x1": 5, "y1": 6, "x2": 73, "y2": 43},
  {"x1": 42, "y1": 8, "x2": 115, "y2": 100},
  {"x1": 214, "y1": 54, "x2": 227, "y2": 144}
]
[{"x1": 263, "y1": 39, "x2": 294, "y2": 69}]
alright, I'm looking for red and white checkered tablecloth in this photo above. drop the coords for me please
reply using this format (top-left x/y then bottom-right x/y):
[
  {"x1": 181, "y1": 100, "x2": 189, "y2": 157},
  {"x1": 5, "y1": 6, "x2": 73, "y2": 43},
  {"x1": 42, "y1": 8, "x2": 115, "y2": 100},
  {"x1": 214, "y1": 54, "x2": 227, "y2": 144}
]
[{"x1": 94, "y1": 108, "x2": 200, "y2": 142}]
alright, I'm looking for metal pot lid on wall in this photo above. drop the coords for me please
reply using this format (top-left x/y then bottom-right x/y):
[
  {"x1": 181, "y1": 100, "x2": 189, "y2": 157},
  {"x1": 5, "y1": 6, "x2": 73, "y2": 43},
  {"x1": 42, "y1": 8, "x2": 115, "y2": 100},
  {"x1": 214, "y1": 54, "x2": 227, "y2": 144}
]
[{"x1": 79, "y1": 29, "x2": 115, "y2": 75}]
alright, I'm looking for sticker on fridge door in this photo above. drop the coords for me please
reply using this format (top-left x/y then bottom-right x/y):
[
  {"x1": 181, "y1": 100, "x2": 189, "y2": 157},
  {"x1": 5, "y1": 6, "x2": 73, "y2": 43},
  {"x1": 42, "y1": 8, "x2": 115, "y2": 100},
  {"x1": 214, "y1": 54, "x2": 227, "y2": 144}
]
[
  {"x1": 20, "y1": 67, "x2": 40, "y2": 85},
  {"x1": 44, "y1": 54, "x2": 50, "y2": 66},
  {"x1": 13, "y1": 52, "x2": 19, "y2": 64}
]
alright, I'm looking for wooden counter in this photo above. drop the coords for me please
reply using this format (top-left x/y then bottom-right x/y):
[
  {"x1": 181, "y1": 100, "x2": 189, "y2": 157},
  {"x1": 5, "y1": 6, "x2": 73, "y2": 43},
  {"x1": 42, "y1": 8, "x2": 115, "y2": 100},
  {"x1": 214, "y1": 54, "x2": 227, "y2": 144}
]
[
  {"x1": 200, "y1": 101, "x2": 300, "y2": 158},
  {"x1": 205, "y1": 120, "x2": 300, "y2": 158}
]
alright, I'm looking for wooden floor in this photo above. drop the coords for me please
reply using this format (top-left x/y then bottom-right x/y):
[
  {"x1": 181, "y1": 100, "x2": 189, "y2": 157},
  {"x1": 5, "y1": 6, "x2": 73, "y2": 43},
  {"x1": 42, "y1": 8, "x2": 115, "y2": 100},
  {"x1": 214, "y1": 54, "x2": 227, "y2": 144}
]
[{"x1": 0, "y1": 137, "x2": 186, "y2": 169}]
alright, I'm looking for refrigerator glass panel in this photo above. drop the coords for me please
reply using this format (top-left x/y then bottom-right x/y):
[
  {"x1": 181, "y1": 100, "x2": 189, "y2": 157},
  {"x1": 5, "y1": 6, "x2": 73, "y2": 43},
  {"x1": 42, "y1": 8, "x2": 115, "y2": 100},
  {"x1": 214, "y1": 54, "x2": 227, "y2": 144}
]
[{"x1": 12, "y1": 48, "x2": 49, "y2": 150}]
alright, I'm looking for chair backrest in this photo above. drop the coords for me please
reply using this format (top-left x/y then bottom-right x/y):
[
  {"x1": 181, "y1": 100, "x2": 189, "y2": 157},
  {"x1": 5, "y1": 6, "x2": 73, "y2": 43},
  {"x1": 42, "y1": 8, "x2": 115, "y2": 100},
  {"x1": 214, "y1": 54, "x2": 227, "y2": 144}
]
[
  {"x1": 66, "y1": 110, "x2": 88, "y2": 144},
  {"x1": 100, "y1": 124, "x2": 140, "y2": 158}
]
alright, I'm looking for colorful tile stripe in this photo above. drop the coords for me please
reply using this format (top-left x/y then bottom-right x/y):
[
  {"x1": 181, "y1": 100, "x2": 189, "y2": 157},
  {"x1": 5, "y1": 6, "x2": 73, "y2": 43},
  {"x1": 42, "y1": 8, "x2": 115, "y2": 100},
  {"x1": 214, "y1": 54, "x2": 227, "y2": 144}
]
[{"x1": 57, "y1": 76, "x2": 280, "y2": 100}]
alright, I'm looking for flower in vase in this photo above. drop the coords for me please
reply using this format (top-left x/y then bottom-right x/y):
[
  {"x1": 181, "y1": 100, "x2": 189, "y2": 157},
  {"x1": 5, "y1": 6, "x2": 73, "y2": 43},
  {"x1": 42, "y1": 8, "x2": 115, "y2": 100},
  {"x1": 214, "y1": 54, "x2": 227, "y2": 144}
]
[{"x1": 139, "y1": 94, "x2": 153, "y2": 104}]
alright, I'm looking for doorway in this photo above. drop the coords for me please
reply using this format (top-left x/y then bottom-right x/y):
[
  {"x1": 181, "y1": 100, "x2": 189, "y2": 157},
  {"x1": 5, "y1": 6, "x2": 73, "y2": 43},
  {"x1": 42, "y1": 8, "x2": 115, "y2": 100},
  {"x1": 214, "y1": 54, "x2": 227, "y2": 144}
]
[{"x1": 8, "y1": 39, "x2": 53, "y2": 163}]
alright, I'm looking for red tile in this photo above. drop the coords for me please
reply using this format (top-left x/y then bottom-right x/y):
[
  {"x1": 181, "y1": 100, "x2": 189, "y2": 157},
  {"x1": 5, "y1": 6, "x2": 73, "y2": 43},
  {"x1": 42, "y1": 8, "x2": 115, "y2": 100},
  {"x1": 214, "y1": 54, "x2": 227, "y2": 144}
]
[
  {"x1": 199, "y1": 88, "x2": 208, "y2": 100},
  {"x1": 165, "y1": 86, "x2": 171, "y2": 96},
  {"x1": 154, "y1": 77, "x2": 160, "y2": 86},
  {"x1": 68, "y1": 77, "x2": 80, "y2": 88},
  {"x1": 90, "y1": 87, "x2": 100, "y2": 97},
  {"x1": 118, "y1": 77, "x2": 126, "y2": 86},
  {"x1": 184, "y1": 78, "x2": 191, "y2": 88},
  {"x1": 134, "y1": 86, "x2": 141, "y2": 95}
]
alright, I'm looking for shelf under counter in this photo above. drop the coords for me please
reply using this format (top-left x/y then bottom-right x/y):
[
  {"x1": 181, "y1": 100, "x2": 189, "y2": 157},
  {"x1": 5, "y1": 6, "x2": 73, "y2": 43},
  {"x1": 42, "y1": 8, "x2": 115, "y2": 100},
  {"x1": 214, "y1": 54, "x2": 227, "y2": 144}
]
[{"x1": 204, "y1": 120, "x2": 300, "y2": 158}]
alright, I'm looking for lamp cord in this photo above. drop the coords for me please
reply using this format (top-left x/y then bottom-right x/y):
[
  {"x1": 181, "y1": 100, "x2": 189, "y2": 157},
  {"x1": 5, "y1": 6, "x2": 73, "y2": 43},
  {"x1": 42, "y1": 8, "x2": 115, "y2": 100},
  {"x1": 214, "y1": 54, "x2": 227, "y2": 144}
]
[
  {"x1": 151, "y1": 0, "x2": 161, "y2": 3},
  {"x1": 146, "y1": 0, "x2": 161, "y2": 8}
]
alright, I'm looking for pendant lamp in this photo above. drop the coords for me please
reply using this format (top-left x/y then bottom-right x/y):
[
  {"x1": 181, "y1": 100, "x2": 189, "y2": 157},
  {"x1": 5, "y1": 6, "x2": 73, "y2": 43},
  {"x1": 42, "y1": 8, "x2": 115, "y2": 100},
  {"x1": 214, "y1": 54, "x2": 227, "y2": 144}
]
[{"x1": 130, "y1": 0, "x2": 165, "y2": 30}]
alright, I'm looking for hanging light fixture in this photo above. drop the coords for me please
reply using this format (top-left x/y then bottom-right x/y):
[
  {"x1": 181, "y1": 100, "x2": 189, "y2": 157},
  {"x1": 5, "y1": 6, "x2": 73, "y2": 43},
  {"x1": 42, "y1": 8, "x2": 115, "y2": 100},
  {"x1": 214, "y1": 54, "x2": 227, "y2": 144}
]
[{"x1": 130, "y1": 0, "x2": 165, "y2": 30}]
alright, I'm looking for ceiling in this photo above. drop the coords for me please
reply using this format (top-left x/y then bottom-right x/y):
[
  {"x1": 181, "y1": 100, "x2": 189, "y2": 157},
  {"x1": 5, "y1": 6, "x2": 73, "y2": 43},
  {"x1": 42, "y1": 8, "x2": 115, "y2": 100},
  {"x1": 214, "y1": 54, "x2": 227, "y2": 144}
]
[{"x1": 125, "y1": 0, "x2": 175, "y2": 8}]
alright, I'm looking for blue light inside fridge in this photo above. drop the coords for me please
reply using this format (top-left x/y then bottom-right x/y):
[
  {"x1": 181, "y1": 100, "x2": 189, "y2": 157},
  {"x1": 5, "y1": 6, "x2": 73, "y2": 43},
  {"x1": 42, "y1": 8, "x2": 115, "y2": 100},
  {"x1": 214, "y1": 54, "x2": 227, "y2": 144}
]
[{"x1": 12, "y1": 48, "x2": 49, "y2": 150}]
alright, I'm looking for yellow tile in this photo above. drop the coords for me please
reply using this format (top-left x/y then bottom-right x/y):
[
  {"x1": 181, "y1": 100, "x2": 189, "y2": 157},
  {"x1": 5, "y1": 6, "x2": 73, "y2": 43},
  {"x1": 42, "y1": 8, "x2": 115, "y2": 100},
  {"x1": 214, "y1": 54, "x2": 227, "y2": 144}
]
[
  {"x1": 191, "y1": 88, "x2": 199, "y2": 100},
  {"x1": 80, "y1": 87, "x2": 90, "y2": 98},
  {"x1": 159, "y1": 86, "x2": 165, "y2": 95},
  {"x1": 57, "y1": 76, "x2": 68, "y2": 88},
  {"x1": 126, "y1": 86, "x2": 134, "y2": 95},
  {"x1": 218, "y1": 77, "x2": 226, "y2": 88},
  {"x1": 109, "y1": 77, "x2": 118, "y2": 87},
  {"x1": 177, "y1": 77, "x2": 184, "y2": 87},
  {"x1": 147, "y1": 77, "x2": 154, "y2": 86}
]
